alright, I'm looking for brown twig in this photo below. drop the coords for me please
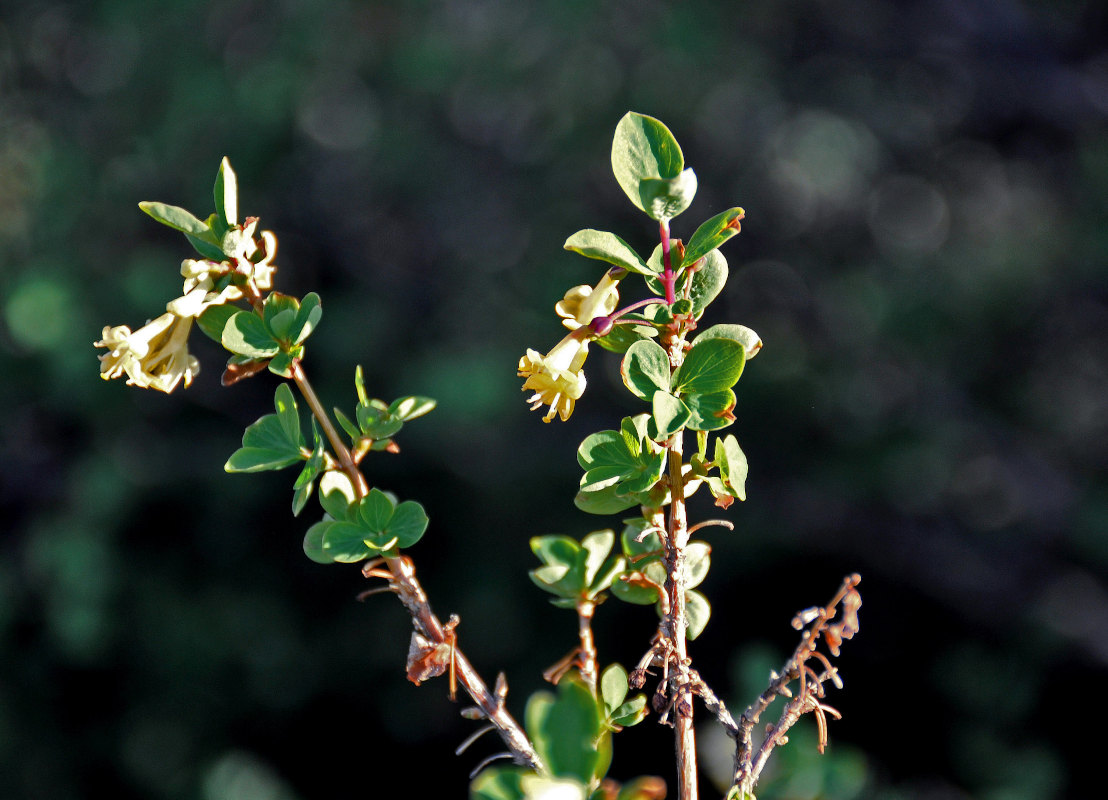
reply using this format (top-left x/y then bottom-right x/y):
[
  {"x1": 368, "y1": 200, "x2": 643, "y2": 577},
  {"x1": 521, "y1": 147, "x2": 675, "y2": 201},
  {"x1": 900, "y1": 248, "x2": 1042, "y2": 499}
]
[
  {"x1": 731, "y1": 573, "x2": 861, "y2": 798},
  {"x1": 291, "y1": 366, "x2": 543, "y2": 772}
]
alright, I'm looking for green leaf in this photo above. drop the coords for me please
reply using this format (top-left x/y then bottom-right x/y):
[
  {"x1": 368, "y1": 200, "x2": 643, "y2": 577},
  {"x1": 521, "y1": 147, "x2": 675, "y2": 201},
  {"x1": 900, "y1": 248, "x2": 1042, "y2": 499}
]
[
  {"x1": 291, "y1": 428, "x2": 325, "y2": 516},
  {"x1": 356, "y1": 402, "x2": 403, "y2": 440},
  {"x1": 273, "y1": 383, "x2": 300, "y2": 444},
  {"x1": 693, "y1": 324, "x2": 763, "y2": 360},
  {"x1": 139, "y1": 201, "x2": 210, "y2": 237},
  {"x1": 263, "y1": 292, "x2": 300, "y2": 340},
  {"x1": 672, "y1": 338, "x2": 745, "y2": 396},
  {"x1": 595, "y1": 320, "x2": 655, "y2": 354},
  {"x1": 684, "y1": 389, "x2": 736, "y2": 432},
  {"x1": 196, "y1": 304, "x2": 238, "y2": 343},
  {"x1": 650, "y1": 390, "x2": 691, "y2": 440},
  {"x1": 355, "y1": 489, "x2": 428, "y2": 550},
  {"x1": 319, "y1": 470, "x2": 357, "y2": 520},
  {"x1": 611, "y1": 112, "x2": 685, "y2": 215},
  {"x1": 683, "y1": 208, "x2": 745, "y2": 266},
  {"x1": 222, "y1": 310, "x2": 281, "y2": 358},
  {"x1": 333, "y1": 407, "x2": 360, "y2": 442},
  {"x1": 713, "y1": 434, "x2": 749, "y2": 502},
  {"x1": 186, "y1": 232, "x2": 228, "y2": 261},
  {"x1": 688, "y1": 250, "x2": 729, "y2": 317},
  {"x1": 214, "y1": 157, "x2": 238, "y2": 227},
  {"x1": 525, "y1": 677, "x2": 606, "y2": 784},
  {"x1": 563, "y1": 229, "x2": 654, "y2": 275},
  {"x1": 684, "y1": 541, "x2": 711, "y2": 589},
  {"x1": 621, "y1": 518, "x2": 663, "y2": 560},
  {"x1": 353, "y1": 365, "x2": 369, "y2": 406},
  {"x1": 621, "y1": 339, "x2": 670, "y2": 401},
  {"x1": 577, "y1": 426, "x2": 665, "y2": 498},
  {"x1": 470, "y1": 767, "x2": 527, "y2": 800},
  {"x1": 321, "y1": 521, "x2": 375, "y2": 563},
  {"x1": 267, "y1": 349, "x2": 299, "y2": 379},
  {"x1": 389, "y1": 395, "x2": 436, "y2": 421},
  {"x1": 588, "y1": 553, "x2": 626, "y2": 598},
  {"x1": 303, "y1": 521, "x2": 333, "y2": 564},
  {"x1": 639, "y1": 168, "x2": 697, "y2": 221},
  {"x1": 529, "y1": 535, "x2": 586, "y2": 600},
  {"x1": 520, "y1": 776, "x2": 589, "y2": 800},
  {"x1": 531, "y1": 535, "x2": 580, "y2": 568},
  {"x1": 289, "y1": 292, "x2": 322, "y2": 344},
  {"x1": 600, "y1": 663, "x2": 629, "y2": 712},
  {"x1": 574, "y1": 484, "x2": 641, "y2": 516},
  {"x1": 580, "y1": 530, "x2": 615, "y2": 587},
  {"x1": 224, "y1": 385, "x2": 305, "y2": 473},
  {"x1": 358, "y1": 488, "x2": 395, "y2": 532},
  {"x1": 685, "y1": 590, "x2": 711, "y2": 640},
  {"x1": 611, "y1": 559, "x2": 666, "y2": 605},
  {"x1": 387, "y1": 500, "x2": 430, "y2": 548},
  {"x1": 609, "y1": 694, "x2": 648, "y2": 728}
]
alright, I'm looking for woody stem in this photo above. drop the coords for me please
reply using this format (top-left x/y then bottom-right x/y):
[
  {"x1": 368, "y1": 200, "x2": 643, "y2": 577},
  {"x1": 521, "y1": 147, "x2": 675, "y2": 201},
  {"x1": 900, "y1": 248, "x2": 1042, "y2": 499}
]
[{"x1": 286, "y1": 365, "x2": 543, "y2": 771}]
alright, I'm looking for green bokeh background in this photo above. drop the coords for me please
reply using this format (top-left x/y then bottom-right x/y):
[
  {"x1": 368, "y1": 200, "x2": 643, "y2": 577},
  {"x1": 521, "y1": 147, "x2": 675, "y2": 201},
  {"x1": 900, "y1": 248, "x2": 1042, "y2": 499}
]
[{"x1": 3, "y1": 1, "x2": 1106, "y2": 798}]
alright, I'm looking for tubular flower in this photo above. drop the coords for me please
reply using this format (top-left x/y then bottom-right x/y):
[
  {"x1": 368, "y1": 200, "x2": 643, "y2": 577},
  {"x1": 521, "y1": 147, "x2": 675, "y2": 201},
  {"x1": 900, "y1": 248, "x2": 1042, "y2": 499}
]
[
  {"x1": 556, "y1": 267, "x2": 623, "y2": 330},
  {"x1": 167, "y1": 259, "x2": 244, "y2": 318},
  {"x1": 225, "y1": 218, "x2": 277, "y2": 291},
  {"x1": 95, "y1": 312, "x2": 200, "y2": 393},
  {"x1": 518, "y1": 330, "x2": 592, "y2": 422}
]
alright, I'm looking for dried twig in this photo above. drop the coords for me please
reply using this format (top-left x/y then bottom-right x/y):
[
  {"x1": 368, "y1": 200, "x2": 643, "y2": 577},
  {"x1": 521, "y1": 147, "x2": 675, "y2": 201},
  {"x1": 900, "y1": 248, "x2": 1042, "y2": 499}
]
[
  {"x1": 365, "y1": 555, "x2": 544, "y2": 770},
  {"x1": 730, "y1": 573, "x2": 861, "y2": 798}
]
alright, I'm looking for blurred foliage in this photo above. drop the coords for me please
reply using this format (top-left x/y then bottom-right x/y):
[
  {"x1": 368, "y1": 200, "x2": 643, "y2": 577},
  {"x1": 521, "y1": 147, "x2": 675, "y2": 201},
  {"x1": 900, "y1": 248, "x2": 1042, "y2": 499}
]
[{"x1": 2, "y1": 0, "x2": 1107, "y2": 798}]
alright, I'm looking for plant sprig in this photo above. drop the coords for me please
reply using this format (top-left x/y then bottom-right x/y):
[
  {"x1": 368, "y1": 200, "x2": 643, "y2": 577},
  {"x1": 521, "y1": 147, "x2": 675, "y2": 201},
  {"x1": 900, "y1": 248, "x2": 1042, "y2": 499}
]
[{"x1": 95, "y1": 113, "x2": 861, "y2": 800}]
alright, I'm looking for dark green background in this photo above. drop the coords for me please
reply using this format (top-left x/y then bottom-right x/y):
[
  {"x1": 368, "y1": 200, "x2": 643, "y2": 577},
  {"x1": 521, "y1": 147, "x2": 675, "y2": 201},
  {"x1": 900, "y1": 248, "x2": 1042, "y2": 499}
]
[{"x1": 2, "y1": 0, "x2": 1106, "y2": 797}]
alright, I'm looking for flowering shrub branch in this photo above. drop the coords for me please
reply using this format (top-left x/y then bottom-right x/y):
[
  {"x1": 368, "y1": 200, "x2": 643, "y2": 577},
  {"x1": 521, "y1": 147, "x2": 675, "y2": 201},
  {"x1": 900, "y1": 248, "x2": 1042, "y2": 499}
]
[{"x1": 95, "y1": 115, "x2": 861, "y2": 800}]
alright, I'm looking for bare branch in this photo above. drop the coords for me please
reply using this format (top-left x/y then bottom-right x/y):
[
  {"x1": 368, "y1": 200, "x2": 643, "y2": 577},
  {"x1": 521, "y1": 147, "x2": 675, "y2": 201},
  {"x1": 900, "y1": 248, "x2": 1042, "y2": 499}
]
[{"x1": 731, "y1": 574, "x2": 861, "y2": 798}]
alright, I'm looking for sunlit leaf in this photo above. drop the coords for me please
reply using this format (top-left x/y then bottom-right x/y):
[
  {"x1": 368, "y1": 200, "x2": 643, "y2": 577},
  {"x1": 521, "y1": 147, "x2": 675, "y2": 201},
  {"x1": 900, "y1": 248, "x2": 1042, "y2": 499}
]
[
  {"x1": 611, "y1": 112, "x2": 684, "y2": 216},
  {"x1": 683, "y1": 208, "x2": 745, "y2": 266},
  {"x1": 621, "y1": 339, "x2": 670, "y2": 401},
  {"x1": 222, "y1": 310, "x2": 281, "y2": 358},
  {"x1": 214, "y1": 156, "x2": 238, "y2": 227},
  {"x1": 563, "y1": 229, "x2": 654, "y2": 275},
  {"x1": 672, "y1": 337, "x2": 745, "y2": 396}
]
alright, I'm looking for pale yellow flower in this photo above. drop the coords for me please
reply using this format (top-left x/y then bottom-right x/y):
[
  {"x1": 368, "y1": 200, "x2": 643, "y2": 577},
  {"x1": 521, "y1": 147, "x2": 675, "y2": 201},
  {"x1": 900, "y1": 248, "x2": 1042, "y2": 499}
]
[
  {"x1": 225, "y1": 219, "x2": 277, "y2": 291},
  {"x1": 518, "y1": 330, "x2": 591, "y2": 422},
  {"x1": 556, "y1": 268, "x2": 622, "y2": 330},
  {"x1": 167, "y1": 259, "x2": 244, "y2": 318},
  {"x1": 95, "y1": 312, "x2": 199, "y2": 393}
]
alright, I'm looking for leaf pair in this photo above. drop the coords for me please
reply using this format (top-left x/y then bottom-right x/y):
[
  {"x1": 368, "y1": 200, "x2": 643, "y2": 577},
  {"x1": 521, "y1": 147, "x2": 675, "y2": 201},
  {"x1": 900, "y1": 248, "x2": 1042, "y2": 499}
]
[
  {"x1": 700, "y1": 434, "x2": 749, "y2": 509},
  {"x1": 199, "y1": 292, "x2": 321, "y2": 378},
  {"x1": 139, "y1": 157, "x2": 240, "y2": 261},
  {"x1": 303, "y1": 473, "x2": 429, "y2": 563},
  {"x1": 611, "y1": 113, "x2": 697, "y2": 221},
  {"x1": 529, "y1": 530, "x2": 626, "y2": 607},
  {"x1": 224, "y1": 384, "x2": 325, "y2": 515},
  {"x1": 575, "y1": 415, "x2": 666, "y2": 515},
  {"x1": 621, "y1": 330, "x2": 748, "y2": 440},
  {"x1": 333, "y1": 366, "x2": 436, "y2": 455}
]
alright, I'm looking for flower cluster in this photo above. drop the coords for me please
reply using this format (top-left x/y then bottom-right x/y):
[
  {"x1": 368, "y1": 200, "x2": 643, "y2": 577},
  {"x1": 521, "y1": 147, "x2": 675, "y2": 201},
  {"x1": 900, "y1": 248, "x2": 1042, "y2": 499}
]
[
  {"x1": 94, "y1": 221, "x2": 277, "y2": 392},
  {"x1": 518, "y1": 268, "x2": 623, "y2": 422}
]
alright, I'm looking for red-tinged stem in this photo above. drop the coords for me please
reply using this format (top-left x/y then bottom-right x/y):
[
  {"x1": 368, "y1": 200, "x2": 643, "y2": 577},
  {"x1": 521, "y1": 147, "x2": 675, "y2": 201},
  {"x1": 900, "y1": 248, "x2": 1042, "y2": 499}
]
[{"x1": 659, "y1": 218, "x2": 677, "y2": 305}]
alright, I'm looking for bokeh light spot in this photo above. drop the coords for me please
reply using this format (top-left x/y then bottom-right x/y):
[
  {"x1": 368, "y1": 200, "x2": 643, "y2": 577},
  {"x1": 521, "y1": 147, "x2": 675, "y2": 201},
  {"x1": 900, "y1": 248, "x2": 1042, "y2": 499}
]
[{"x1": 5, "y1": 276, "x2": 73, "y2": 351}]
